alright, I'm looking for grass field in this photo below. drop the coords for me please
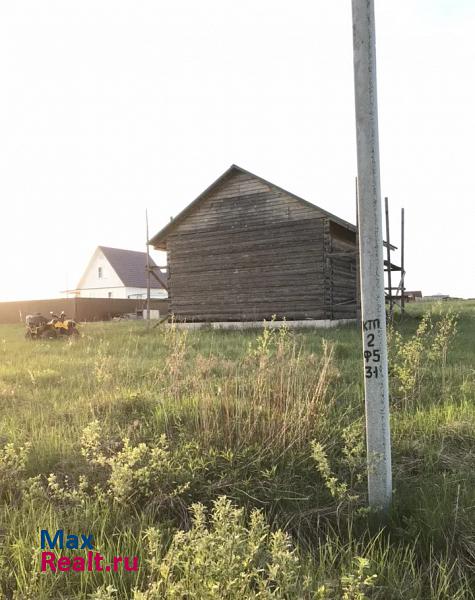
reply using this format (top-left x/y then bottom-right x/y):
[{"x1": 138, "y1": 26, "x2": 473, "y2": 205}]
[{"x1": 0, "y1": 301, "x2": 474, "y2": 599}]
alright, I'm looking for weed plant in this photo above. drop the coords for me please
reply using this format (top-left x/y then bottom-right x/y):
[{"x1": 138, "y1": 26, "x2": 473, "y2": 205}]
[{"x1": 0, "y1": 301, "x2": 473, "y2": 598}]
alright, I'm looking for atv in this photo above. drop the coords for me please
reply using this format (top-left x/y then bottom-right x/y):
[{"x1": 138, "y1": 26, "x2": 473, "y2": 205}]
[{"x1": 25, "y1": 311, "x2": 79, "y2": 340}]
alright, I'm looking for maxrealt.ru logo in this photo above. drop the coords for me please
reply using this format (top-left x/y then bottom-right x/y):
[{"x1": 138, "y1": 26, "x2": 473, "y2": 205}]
[{"x1": 40, "y1": 530, "x2": 138, "y2": 573}]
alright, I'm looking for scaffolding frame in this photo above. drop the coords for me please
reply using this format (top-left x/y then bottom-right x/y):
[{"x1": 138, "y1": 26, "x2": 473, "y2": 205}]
[{"x1": 383, "y1": 197, "x2": 406, "y2": 319}]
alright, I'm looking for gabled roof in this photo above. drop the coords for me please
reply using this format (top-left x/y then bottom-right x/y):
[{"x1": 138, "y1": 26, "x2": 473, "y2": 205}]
[
  {"x1": 99, "y1": 247, "x2": 167, "y2": 289},
  {"x1": 77, "y1": 247, "x2": 167, "y2": 289},
  {"x1": 149, "y1": 164, "x2": 357, "y2": 249}
]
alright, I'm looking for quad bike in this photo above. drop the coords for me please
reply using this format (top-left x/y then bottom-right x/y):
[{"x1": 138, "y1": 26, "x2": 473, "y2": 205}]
[{"x1": 25, "y1": 311, "x2": 79, "y2": 340}]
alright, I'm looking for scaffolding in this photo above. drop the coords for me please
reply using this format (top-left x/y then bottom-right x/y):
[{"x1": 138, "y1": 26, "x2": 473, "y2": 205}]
[
  {"x1": 355, "y1": 180, "x2": 406, "y2": 320},
  {"x1": 383, "y1": 197, "x2": 406, "y2": 318}
]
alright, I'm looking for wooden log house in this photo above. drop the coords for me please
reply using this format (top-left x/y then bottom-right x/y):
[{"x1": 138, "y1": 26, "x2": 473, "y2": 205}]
[{"x1": 149, "y1": 165, "x2": 358, "y2": 322}]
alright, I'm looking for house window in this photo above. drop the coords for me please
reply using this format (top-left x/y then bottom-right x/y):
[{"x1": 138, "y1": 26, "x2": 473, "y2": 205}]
[
  {"x1": 98, "y1": 267, "x2": 103, "y2": 279},
  {"x1": 108, "y1": 292, "x2": 112, "y2": 298}
]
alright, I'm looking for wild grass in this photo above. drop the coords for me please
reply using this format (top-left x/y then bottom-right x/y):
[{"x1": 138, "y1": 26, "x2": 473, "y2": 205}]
[{"x1": 0, "y1": 301, "x2": 474, "y2": 598}]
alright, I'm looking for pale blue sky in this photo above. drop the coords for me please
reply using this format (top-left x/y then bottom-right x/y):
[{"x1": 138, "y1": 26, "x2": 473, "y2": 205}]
[{"x1": 0, "y1": 1, "x2": 474, "y2": 300}]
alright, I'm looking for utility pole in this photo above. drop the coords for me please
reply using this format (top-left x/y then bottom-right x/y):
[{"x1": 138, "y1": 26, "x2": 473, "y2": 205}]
[
  {"x1": 352, "y1": 0, "x2": 392, "y2": 511},
  {"x1": 145, "y1": 209, "x2": 151, "y2": 326}
]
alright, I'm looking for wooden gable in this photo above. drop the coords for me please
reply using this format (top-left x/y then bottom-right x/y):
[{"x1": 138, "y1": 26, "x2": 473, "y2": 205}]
[{"x1": 150, "y1": 165, "x2": 357, "y2": 322}]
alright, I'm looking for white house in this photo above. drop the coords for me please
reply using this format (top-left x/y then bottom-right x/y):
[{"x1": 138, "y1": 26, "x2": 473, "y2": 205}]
[{"x1": 71, "y1": 246, "x2": 167, "y2": 299}]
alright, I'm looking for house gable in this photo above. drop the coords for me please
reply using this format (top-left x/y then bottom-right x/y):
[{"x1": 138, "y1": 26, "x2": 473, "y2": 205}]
[
  {"x1": 150, "y1": 165, "x2": 356, "y2": 249},
  {"x1": 76, "y1": 247, "x2": 167, "y2": 294},
  {"x1": 76, "y1": 248, "x2": 123, "y2": 291}
]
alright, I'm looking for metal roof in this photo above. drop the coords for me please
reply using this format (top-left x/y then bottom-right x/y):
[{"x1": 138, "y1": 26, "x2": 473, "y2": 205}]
[{"x1": 97, "y1": 247, "x2": 166, "y2": 289}]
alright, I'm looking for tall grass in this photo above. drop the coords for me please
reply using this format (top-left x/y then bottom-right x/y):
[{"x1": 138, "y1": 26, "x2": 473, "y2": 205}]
[{"x1": 0, "y1": 301, "x2": 474, "y2": 598}]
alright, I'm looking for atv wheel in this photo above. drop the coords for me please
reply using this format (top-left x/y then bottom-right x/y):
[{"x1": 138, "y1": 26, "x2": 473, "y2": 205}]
[{"x1": 41, "y1": 328, "x2": 57, "y2": 340}]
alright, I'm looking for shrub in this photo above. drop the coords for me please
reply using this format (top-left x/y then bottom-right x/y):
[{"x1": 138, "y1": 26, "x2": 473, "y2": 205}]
[
  {"x1": 340, "y1": 557, "x2": 377, "y2": 600},
  {"x1": 388, "y1": 309, "x2": 458, "y2": 405},
  {"x1": 126, "y1": 496, "x2": 378, "y2": 600},
  {"x1": 0, "y1": 442, "x2": 30, "y2": 499},
  {"x1": 312, "y1": 418, "x2": 366, "y2": 495},
  {"x1": 132, "y1": 495, "x2": 309, "y2": 599},
  {"x1": 80, "y1": 420, "x2": 189, "y2": 505}
]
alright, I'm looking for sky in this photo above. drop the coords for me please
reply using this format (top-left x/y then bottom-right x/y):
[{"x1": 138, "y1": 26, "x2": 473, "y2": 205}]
[{"x1": 0, "y1": 1, "x2": 474, "y2": 301}]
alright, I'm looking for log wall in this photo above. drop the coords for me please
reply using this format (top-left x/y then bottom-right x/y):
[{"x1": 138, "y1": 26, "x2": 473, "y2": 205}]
[
  {"x1": 328, "y1": 222, "x2": 358, "y2": 319},
  {"x1": 165, "y1": 170, "x2": 357, "y2": 322},
  {"x1": 168, "y1": 219, "x2": 326, "y2": 321}
]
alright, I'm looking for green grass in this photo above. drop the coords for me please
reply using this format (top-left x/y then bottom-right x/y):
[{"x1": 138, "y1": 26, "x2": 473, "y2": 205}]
[{"x1": 0, "y1": 301, "x2": 474, "y2": 599}]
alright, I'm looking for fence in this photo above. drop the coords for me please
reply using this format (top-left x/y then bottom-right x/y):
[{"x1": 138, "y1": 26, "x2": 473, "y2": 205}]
[{"x1": 0, "y1": 298, "x2": 169, "y2": 324}]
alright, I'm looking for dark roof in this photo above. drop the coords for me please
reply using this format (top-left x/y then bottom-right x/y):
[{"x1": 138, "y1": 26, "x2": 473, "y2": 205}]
[
  {"x1": 99, "y1": 247, "x2": 166, "y2": 289},
  {"x1": 150, "y1": 164, "x2": 357, "y2": 249}
]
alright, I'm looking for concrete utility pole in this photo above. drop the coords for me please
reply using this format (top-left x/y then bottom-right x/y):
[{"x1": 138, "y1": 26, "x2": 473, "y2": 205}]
[{"x1": 351, "y1": 0, "x2": 392, "y2": 511}]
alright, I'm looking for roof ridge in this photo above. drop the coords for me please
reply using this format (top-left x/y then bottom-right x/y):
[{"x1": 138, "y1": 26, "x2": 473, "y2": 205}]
[{"x1": 98, "y1": 245, "x2": 148, "y2": 254}]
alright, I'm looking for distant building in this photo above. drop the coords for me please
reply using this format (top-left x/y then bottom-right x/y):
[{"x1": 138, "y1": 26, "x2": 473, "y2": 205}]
[
  {"x1": 422, "y1": 294, "x2": 456, "y2": 302},
  {"x1": 403, "y1": 290, "x2": 422, "y2": 302},
  {"x1": 421, "y1": 294, "x2": 450, "y2": 302},
  {"x1": 70, "y1": 246, "x2": 167, "y2": 299}
]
